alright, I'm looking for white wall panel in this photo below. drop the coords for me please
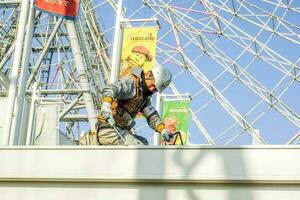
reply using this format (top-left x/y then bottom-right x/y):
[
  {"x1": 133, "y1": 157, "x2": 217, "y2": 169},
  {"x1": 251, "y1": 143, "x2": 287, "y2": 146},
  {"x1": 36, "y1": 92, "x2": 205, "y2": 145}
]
[
  {"x1": 34, "y1": 104, "x2": 59, "y2": 145},
  {"x1": 0, "y1": 146, "x2": 299, "y2": 200},
  {"x1": 0, "y1": 97, "x2": 30, "y2": 145}
]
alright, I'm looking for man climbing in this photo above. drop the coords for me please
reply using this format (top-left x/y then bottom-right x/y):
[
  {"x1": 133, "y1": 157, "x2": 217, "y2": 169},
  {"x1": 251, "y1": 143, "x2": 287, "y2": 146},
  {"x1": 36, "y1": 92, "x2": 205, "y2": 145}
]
[{"x1": 97, "y1": 66, "x2": 173, "y2": 145}]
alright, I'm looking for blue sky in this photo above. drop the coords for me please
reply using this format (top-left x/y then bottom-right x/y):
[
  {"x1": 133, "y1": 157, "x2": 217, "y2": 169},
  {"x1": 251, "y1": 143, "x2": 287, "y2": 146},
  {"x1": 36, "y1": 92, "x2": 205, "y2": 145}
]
[
  {"x1": 86, "y1": 0, "x2": 300, "y2": 145},
  {"x1": 2, "y1": 1, "x2": 298, "y2": 145}
]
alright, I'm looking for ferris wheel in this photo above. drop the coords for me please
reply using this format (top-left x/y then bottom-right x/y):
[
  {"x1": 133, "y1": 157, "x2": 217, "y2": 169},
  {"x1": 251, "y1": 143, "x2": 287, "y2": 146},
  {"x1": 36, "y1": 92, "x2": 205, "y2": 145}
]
[{"x1": 0, "y1": 0, "x2": 299, "y2": 145}]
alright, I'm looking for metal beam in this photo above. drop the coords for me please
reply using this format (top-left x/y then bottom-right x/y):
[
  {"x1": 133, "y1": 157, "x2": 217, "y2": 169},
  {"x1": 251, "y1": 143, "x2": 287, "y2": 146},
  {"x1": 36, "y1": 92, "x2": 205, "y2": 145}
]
[
  {"x1": 59, "y1": 95, "x2": 82, "y2": 119},
  {"x1": 0, "y1": 71, "x2": 9, "y2": 89},
  {"x1": 0, "y1": 0, "x2": 21, "y2": 5},
  {"x1": 0, "y1": 90, "x2": 91, "y2": 96},
  {"x1": 110, "y1": 0, "x2": 123, "y2": 83},
  {"x1": 25, "y1": 83, "x2": 37, "y2": 145},
  {"x1": 31, "y1": 45, "x2": 71, "y2": 52},
  {"x1": 30, "y1": 89, "x2": 89, "y2": 95},
  {"x1": 2, "y1": 0, "x2": 30, "y2": 146},
  {"x1": 0, "y1": 42, "x2": 15, "y2": 70},
  {"x1": 186, "y1": 55, "x2": 266, "y2": 144},
  {"x1": 169, "y1": 83, "x2": 215, "y2": 145},
  {"x1": 287, "y1": 132, "x2": 300, "y2": 144},
  {"x1": 155, "y1": 14, "x2": 266, "y2": 144},
  {"x1": 61, "y1": 114, "x2": 88, "y2": 122},
  {"x1": 66, "y1": 20, "x2": 97, "y2": 131},
  {"x1": 26, "y1": 18, "x2": 63, "y2": 88},
  {"x1": 11, "y1": 0, "x2": 36, "y2": 145}
]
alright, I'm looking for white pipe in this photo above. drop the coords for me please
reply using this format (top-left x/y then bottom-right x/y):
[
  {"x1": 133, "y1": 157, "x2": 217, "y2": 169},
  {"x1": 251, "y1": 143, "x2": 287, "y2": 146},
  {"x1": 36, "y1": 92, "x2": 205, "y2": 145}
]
[
  {"x1": 2, "y1": 0, "x2": 30, "y2": 146},
  {"x1": 0, "y1": 0, "x2": 20, "y2": 5},
  {"x1": 26, "y1": 83, "x2": 37, "y2": 146},
  {"x1": 0, "y1": 71, "x2": 9, "y2": 89},
  {"x1": 159, "y1": 93, "x2": 190, "y2": 97},
  {"x1": 66, "y1": 20, "x2": 97, "y2": 131},
  {"x1": 110, "y1": 0, "x2": 123, "y2": 84},
  {"x1": 11, "y1": 0, "x2": 36, "y2": 145},
  {"x1": 154, "y1": 93, "x2": 162, "y2": 145},
  {"x1": 287, "y1": 132, "x2": 300, "y2": 145},
  {"x1": 0, "y1": 43, "x2": 15, "y2": 70},
  {"x1": 59, "y1": 95, "x2": 82, "y2": 119},
  {"x1": 252, "y1": 129, "x2": 261, "y2": 145},
  {"x1": 26, "y1": 18, "x2": 63, "y2": 88}
]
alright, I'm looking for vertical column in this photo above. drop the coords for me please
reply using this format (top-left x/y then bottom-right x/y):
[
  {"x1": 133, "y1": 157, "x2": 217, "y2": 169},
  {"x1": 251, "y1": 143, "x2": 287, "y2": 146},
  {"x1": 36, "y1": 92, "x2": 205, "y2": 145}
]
[
  {"x1": 26, "y1": 82, "x2": 38, "y2": 145},
  {"x1": 154, "y1": 93, "x2": 163, "y2": 145},
  {"x1": 66, "y1": 20, "x2": 97, "y2": 131},
  {"x1": 110, "y1": 0, "x2": 123, "y2": 83},
  {"x1": 2, "y1": 0, "x2": 30, "y2": 145},
  {"x1": 11, "y1": 0, "x2": 36, "y2": 145},
  {"x1": 26, "y1": 18, "x2": 63, "y2": 88}
]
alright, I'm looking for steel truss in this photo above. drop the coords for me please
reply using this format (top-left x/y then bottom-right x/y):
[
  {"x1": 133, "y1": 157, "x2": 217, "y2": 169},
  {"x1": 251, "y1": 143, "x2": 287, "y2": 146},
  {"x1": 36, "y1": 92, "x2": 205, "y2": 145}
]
[{"x1": 0, "y1": 0, "x2": 299, "y2": 145}]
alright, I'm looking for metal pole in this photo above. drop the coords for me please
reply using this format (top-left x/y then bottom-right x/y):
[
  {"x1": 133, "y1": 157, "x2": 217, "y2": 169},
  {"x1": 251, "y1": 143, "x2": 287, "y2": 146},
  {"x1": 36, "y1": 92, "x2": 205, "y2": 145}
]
[
  {"x1": 66, "y1": 20, "x2": 97, "y2": 131},
  {"x1": 10, "y1": 0, "x2": 36, "y2": 145},
  {"x1": 59, "y1": 95, "x2": 82, "y2": 119},
  {"x1": 27, "y1": 89, "x2": 89, "y2": 95},
  {"x1": 26, "y1": 18, "x2": 63, "y2": 88},
  {"x1": 154, "y1": 93, "x2": 163, "y2": 145},
  {"x1": 190, "y1": 111, "x2": 215, "y2": 145},
  {"x1": 110, "y1": 0, "x2": 123, "y2": 83},
  {"x1": 2, "y1": 0, "x2": 30, "y2": 145},
  {"x1": 0, "y1": 71, "x2": 9, "y2": 89},
  {"x1": 26, "y1": 82, "x2": 38, "y2": 146},
  {"x1": 0, "y1": 0, "x2": 21, "y2": 5},
  {"x1": 287, "y1": 132, "x2": 300, "y2": 145},
  {"x1": 61, "y1": 115, "x2": 89, "y2": 122},
  {"x1": 0, "y1": 42, "x2": 15, "y2": 70},
  {"x1": 252, "y1": 129, "x2": 261, "y2": 145}
]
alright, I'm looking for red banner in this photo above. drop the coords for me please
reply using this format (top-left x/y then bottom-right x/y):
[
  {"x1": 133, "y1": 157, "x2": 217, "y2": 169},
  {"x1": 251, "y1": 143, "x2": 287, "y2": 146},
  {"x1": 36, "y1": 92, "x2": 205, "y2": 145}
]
[{"x1": 35, "y1": 0, "x2": 80, "y2": 20}]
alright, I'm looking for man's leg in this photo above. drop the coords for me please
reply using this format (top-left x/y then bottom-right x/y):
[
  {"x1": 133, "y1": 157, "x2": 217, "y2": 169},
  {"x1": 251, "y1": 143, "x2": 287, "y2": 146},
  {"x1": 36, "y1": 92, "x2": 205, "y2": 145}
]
[
  {"x1": 98, "y1": 127, "x2": 148, "y2": 145},
  {"x1": 129, "y1": 134, "x2": 149, "y2": 145},
  {"x1": 122, "y1": 132, "x2": 148, "y2": 145},
  {"x1": 78, "y1": 131, "x2": 99, "y2": 145},
  {"x1": 98, "y1": 127, "x2": 122, "y2": 145}
]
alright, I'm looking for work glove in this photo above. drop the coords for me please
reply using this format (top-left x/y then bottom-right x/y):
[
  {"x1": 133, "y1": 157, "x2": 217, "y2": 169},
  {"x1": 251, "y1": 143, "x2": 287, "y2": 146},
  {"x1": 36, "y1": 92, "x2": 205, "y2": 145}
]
[
  {"x1": 100, "y1": 102, "x2": 115, "y2": 126},
  {"x1": 161, "y1": 128, "x2": 174, "y2": 142}
]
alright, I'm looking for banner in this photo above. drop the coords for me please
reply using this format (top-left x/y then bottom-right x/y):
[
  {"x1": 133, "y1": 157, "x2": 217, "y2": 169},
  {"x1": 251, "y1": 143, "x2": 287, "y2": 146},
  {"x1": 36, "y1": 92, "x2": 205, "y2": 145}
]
[
  {"x1": 161, "y1": 100, "x2": 190, "y2": 145},
  {"x1": 120, "y1": 27, "x2": 158, "y2": 78},
  {"x1": 35, "y1": 0, "x2": 80, "y2": 20}
]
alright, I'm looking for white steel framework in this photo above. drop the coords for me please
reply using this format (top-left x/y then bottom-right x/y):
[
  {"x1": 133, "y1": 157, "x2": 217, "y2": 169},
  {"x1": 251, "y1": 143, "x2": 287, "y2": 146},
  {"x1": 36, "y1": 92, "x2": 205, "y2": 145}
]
[{"x1": 0, "y1": 0, "x2": 300, "y2": 145}]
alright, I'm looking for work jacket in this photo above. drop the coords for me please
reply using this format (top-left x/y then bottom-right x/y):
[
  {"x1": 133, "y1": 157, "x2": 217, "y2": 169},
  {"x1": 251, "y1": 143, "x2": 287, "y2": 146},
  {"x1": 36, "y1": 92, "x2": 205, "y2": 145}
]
[{"x1": 100, "y1": 67, "x2": 163, "y2": 132}]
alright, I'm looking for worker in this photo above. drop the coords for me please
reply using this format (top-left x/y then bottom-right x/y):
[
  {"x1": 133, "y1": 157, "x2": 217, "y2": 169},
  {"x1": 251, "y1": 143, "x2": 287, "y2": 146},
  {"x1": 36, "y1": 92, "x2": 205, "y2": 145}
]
[
  {"x1": 120, "y1": 45, "x2": 152, "y2": 78},
  {"x1": 97, "y1": 66, "x2": 173, "y2": 145}
]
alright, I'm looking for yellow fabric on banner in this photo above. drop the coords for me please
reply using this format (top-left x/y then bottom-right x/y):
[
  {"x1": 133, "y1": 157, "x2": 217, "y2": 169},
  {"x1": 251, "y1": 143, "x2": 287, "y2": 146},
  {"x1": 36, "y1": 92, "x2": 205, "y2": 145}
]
[{"x1": 120, "y1": 27, "x2": 158, "y2": 78}]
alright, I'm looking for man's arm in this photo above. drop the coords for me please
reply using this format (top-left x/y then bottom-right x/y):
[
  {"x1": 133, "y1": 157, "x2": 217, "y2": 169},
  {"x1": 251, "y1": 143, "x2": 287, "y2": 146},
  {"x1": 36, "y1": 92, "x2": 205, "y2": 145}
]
[
  {"x1": 142, "y1": 103, "x2": 173, "y2": 142},
  {"x1": 99, "y1": 76, "x2": 136, "y2": 124},
  {"x1": 102, "y1": 76, "x2": 136, "y2": 101},
  {"x1": 141, "y1": 98, "x2": 165, "y2": 133}
]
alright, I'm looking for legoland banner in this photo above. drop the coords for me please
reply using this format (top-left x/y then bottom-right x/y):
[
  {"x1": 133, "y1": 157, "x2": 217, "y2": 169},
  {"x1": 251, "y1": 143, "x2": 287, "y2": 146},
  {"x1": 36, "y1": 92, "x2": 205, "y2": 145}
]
[
  {"x1": 161, "y1": 100, "x2": 190, "y2": 145},
  {"x1": 120, "y1": 27, "x2": 157, "y2": 78},
  {"x1": 35, "y1": 0, "x2": 80, "y2": 20}
]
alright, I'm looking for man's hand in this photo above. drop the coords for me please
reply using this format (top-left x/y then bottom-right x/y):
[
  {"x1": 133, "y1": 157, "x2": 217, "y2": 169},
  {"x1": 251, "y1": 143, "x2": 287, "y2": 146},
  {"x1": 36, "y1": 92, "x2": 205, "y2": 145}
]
[
  {"x1": 161, "y1": 128, "x2": 174, "y2": 142},
  {"x1": 100, "y1": 102, "x2": 115, "y2": 126}
]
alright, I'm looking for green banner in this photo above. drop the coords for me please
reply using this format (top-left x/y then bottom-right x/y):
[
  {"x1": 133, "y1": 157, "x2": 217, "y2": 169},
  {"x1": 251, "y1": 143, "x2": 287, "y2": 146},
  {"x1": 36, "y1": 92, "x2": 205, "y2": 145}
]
[{"x1": 161, "y1": 100, "x2": 190, "y2": 145}]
